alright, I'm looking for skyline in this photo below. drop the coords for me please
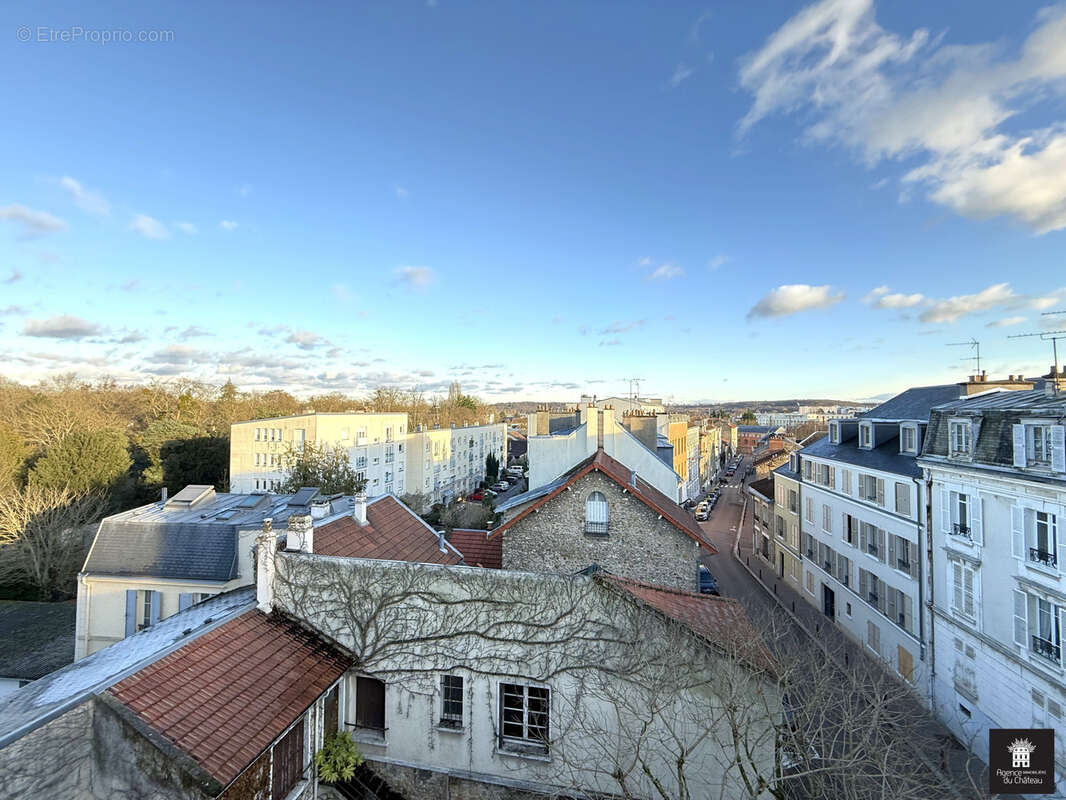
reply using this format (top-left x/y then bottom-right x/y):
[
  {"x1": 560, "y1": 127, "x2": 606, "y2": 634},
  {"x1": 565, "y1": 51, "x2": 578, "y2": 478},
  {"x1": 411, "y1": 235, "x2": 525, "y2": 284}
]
[{"x1": 2, "y1": 0, "x2": 1066, "y2": 403}]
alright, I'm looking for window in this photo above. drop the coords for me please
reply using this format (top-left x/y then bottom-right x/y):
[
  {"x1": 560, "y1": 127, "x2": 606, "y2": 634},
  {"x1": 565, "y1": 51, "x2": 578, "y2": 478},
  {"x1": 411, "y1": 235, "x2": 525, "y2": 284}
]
[
  {"x1": 499, "y1": 683, "x2": 550, "y2": 754},
  {"x1": 845, "y1": 602, "x2": 852, "y2": 617},
  {"x1": 902, "y1": 426, "x2": 917, "y2": 453},
  {"x1": 585, "y1": 492, "x2": 608, "y2": 535},
  {"x1": 822, "y1": 504, "x2": 831, "y2": 533},
  {"x1": 1028, "y1": 425, "x2": 1053, "y2": 465},
  {"x1": 440, "y1": 675, "x2": 464, "y2": 729},
  {"x1": 776, "y1": 516, "x2": 785, "y2": 539},
  {"x1": 1015, "y1": 508, "x2": 1059, "y2": 569},
  {"x1": 890, "y1": 535, "x2": 917, "y2": 578},
  {"x1": 271, "y1": 717, "x2": 305, "y2": 800},
  {"x1": 140, "y1": 590, "x2": 154, "y2": 630},
  {"x1": 254, "y1": 427, "x2": 261, "y2": 441},
  {"x1": 1033, "y1": 597, "x2": 1061, "y2": 663},
  {"x1": 895, "y1": 483, "x2": 911, "y2": 516},
  {"x1": 860, "y1": 522, "x2": 883, "y2": 560},
  {"x1": 867, "y1": 621, "x2": 881, "y2": 656},
  {"x1": 788, "y1": 490, "x2": 797, "y2": 513},
  {"x1": 803, "y1": 461, "x2": 812, "y2": 481},
  {"x1": 950, "y1": 561, "x2": 976, "y2": 619},
  {"x1": 355, "y1": 676, "x2": 386, "y2": 732},
  {"x1": 806, "y1": 571, "x2": 814, "y2": 594},
  {"x1": 805, "y1": 497, "x2": 814, "y2": 523},
  {"x1": 829, "y1": 422, "x2": 840, "y2": 444},
  {"x1": 859, "y1": 424, "x2": 872, "y2": 449},
  {"x1": 858, "y1": 474, "x2": 883, "y2": 505},
  {"x1": 949, "y1": 420, "x2": 971, "y2": 457},
  {"x1": 843, "y1": 513, "x2": 856, "y2": 546}
]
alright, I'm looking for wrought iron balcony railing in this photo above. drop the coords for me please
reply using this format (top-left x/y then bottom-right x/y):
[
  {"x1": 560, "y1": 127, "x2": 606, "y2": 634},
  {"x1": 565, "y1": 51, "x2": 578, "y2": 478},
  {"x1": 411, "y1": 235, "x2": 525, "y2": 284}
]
[
  {"x1": 1032, "y1": 635, "x2": 1061, "y2": 663},
  {"x1": 1029, "y1": 548, "x2": 1058, "y2": 569}
]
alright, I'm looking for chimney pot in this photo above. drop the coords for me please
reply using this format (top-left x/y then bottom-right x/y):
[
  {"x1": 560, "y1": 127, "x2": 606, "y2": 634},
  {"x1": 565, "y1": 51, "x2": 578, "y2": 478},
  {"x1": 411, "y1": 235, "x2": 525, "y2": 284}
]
[{"x1": 352, "y1": 492, "x2": 368, "y2": 526}]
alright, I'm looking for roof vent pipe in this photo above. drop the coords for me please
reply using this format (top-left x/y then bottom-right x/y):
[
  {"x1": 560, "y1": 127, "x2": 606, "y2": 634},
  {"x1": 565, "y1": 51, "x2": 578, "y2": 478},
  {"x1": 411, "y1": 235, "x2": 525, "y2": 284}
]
[{"x1": 161, "y1": 487, "x2": 168, "y2": 504}]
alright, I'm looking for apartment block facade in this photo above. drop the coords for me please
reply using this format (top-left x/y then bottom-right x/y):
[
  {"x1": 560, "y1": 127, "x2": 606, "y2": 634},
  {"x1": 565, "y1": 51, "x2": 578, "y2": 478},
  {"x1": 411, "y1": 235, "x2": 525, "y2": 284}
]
[
  {"x1": 404, "y1": 422, "x2": 507, "y2": 508},
  {"x1": 918, "y1": 386, "x2": 1066, "y2": 786},
  {"x1": 230, "y1": 412, "x2": 409, "y2": 495}
]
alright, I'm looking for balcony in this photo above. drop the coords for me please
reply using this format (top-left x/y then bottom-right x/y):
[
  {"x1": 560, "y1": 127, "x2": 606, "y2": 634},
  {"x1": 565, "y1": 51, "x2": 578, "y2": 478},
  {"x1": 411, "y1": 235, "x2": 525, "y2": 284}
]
[
  {"x1": 1032, "y1": 635, "x2": 1061, "y2": 663},
  {"x1": 950, "y1": 523, "x2": 972, "y2": 541},
  {"x1": 1029, "y1": 548, "x2": 1058, "y2": 569}
]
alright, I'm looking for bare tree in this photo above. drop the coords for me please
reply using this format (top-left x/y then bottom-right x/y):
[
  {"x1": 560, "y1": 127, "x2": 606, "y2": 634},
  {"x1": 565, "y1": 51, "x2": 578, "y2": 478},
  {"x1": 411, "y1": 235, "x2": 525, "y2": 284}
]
[{"x1": 0, "y1": 485, "x2": 107, "y2": 599}]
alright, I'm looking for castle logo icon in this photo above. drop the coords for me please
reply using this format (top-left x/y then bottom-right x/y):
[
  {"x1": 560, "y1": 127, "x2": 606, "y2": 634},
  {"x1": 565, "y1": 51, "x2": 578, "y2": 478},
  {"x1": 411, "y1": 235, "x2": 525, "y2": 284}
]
[{"x1": 1007, "y1": 738, "x2": 1036, "y2": 769}]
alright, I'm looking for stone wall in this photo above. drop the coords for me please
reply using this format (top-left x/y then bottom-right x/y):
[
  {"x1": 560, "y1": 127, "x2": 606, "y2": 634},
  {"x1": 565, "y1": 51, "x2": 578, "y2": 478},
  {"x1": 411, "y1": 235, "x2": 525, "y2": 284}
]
[
  {"x1": 0, "y1": 703, "x2": 93, "y2": 798},
  {"x1": 502, "y1": 470, "x2": 700, "y2": 591},
  {"x1": 368, "y1": 759, "x2": 557, "y2": 800}
]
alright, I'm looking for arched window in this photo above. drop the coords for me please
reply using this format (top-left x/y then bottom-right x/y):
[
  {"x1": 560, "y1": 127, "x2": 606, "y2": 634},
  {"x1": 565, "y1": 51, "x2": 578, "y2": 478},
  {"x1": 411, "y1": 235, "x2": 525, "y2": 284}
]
[{"x1": 585, "y1": 491, "x2": 608, "y2": 535}]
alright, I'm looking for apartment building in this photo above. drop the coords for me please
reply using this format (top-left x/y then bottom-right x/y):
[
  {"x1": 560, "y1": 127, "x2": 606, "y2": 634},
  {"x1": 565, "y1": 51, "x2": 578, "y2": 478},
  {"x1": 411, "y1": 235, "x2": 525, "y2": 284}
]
[
  {"x1": 773, "y1": 455, "x2": 804, "y2": 589},
  {"x1": 230, "y1": 411, "x2": 409, "y2": 495},
  {"x1": 698, "y1": 424, "x2": 722, "y2": 491},
  {"x1": 405, "y1": 421, "x2": 507, "y2": 508},
  {"x1": 797, "y1": 385, "x2": 962, "y2": 696},
  {"x1": 918, "y1": 383, "x2": 1066, "y2": 785}
]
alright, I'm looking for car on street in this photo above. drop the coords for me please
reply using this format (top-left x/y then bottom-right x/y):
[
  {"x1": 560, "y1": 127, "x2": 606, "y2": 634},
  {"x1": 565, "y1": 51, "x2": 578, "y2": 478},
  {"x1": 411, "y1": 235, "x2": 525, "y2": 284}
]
[
  {"x1": 698, "y1": 565, "x2": 720, "y2": 595},
  {"x1": 468, "y1": 490, "x2": 483, "y2": 501},
  {"x1": 491, "y1": 481, "x2": 509, "y2": 492},
  {"x1": 695, "y1": 508, "x2": 710, "y2": 521},
  {"x1": 482, "y1": 488, "x2": 497, "y2": 498}
]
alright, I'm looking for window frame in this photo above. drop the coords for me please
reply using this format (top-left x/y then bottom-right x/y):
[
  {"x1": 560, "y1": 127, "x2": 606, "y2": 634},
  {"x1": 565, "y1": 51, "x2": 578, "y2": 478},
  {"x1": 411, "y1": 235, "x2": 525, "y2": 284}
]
[
  {"x1": 948, "y1": 419, "x2": 971, "y2": 457},
  {"x1": 498, "y1": 682, "x2": 551, "y2": 756},
  {"x1": 439, "y1": 674, "x2": 464, "y2": 730},
  {"x1": 584, "y1": 491, "x2": 609, "y2": 536}
]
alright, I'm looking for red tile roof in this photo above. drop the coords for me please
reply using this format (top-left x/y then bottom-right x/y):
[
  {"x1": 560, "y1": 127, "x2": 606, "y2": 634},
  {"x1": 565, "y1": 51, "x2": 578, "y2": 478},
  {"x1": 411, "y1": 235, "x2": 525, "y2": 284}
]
[
  {"x1": 108, "y1": 610, "x2": 351, "y2": 787},
  {"x1": 490, "y1": 449, "x2": 716, "y2": 553},
  {"x1": 604, "y1": 575, "x2": 776, "y2": 675},
  {"x1": 447, "y1": 529, "x2": 503, "y2": 569},
  {"x1": 314, "y1": 495, "x2": 461, "y2": 565}
]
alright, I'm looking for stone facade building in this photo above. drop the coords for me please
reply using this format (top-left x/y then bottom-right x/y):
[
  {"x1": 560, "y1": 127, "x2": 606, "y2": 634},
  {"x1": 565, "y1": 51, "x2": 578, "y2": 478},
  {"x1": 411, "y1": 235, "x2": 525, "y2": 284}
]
[{"x1": 492, "y1": 449, "x2": 715, "y2": 591}]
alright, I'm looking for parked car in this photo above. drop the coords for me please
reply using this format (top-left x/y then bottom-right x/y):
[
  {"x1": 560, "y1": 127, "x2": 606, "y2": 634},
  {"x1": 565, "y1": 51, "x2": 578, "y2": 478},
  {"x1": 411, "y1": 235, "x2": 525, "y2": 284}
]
[
  {"x1": 469, "y1": 490, "x2": 483, "y2": 501},
  {"x1": 491, "y1": 481, "x2": 509, "y2": 492},
  {"x1": 483, "y1": 488, "x2": 497, "y2": 498},
  {"x1": 698, "y1": 565, "x2": 720, "y2": 595},
  {"x1": 695, "y1": 508, "x2": 709, "y2": 522}
]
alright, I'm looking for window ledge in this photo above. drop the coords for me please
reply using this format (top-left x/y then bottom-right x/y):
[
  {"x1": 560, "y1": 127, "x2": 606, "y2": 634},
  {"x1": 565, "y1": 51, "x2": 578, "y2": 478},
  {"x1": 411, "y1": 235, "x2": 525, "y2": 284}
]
[
  {"x1": 349, "y1": 728, "x2": 387, "y2": 747},
  {"x1": 1023, "y1": 561, "x2": 1061, "y2": 579},
  {"x1": 494, "y1": 745, "x2": 552, "y2": 763},
  {"x1": 950, "y1": 608, "x2": 977, "y2": 627},
  {"x1": 436, "y1": 723, "x2": 465, "y2": 735}
]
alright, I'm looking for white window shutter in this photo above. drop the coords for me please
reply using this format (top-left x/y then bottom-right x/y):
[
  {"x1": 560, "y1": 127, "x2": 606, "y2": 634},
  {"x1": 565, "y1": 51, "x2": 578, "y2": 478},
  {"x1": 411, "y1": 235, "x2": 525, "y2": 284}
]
[
  {"x1": 1013, "y1": 424, "x2": 1026, "y2": 467},
  {"x1": 952, "y1": 563, "x2": 962, "y2": 611},
  {"x1": 124, "y1": 590, "x2": 137, "y2": 637},
  {"x1": 1060, "y1": 607, "x2": 1066, "y2": 668},
  {"x1": 1013, "y1": 589, "x2": 1028, "y2": 647},
  {"x1": 149, "y1": 591, "x2": 161, "y2": 625},
  {"x1": 970, "y1": 492, "x2": 983, "y2": 544},
  {"x1": 1052, "y1": 426, "x2": 1065, "y2": 473},
  {"x1": 941, "y1": 488, "x2": 951, "y2": 534},
  {"x1": 876, "y1": 478, "x2": 885, "y2": 506},
  {"x1": 1011, "y1": 506, "x2": 1025, "y2": 559}
]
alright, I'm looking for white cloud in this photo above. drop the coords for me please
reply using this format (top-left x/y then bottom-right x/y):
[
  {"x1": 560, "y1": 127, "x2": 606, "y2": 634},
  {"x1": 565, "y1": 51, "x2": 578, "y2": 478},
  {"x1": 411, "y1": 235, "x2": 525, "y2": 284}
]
[
  {"x1": 59, "y1": 176, "x2": 110, "y2": 216},
  {"x1": 738, "y1": 1, "x2": 1066, "y2": 233},
  {"x1": 23, "y1": 314, "x2": 102, "y2": 339},
  {"x1": 219, "y1": 220, "x2": 239, "y2": 231},
  {"x1": 746, "y1": 284, "x2": 845, "y2": 319},
  {"x1": 174, "y1": 221, "x2": 198, "y2": 235},
  {"x1": 647, "y1": 263, "x2": 684, "y2": 280},
  {"x1": 919, "y1": 282, "x2": 1015, "y2": 323},
  {"x1": 709, "y1": 254, "x2": 730, "y2": 271},
  {"x1": 395, "y1": 266, "x2": 435, "y2": 291},
  {"x1": 394, "y1": 185, "x2": 409, "y2": 200},
  {"x1": 0, "y1": 204, "x2": 67, "y2": 235},
  {"x1": 285, "y1": 330, "x2": 326, "y2": 350},
  {"x1": 986, "y1": 316, "x2": 1027, "y2": 328},
  {"x1": 669, "y1": 63, "x2": 695, "y2": 88},
  {"x1": 130, "y1": 214, "x2": 169, "y2": 239},
  {"x1": 861, "y1": 285, "x2": 925, "y2": 308}
]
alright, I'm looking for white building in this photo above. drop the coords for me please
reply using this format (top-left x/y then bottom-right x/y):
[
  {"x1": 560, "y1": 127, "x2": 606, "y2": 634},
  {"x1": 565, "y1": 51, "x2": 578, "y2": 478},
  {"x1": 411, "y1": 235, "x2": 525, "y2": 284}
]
[
  {"x1": 526, "y1": 405, "x2": 683, "y2": 502},
  {"x1": 230, "y1": 411, "x2": 409, "y2": 495},
  {"x1": 404, "y1": 421, "x2": 506, "y2": 507},
  {"x1": 919, "y1": 384, "x2": 1066, "y2": 790},
  {"x1": 797, "y1": 385, "x2": 963, "y2": 698},
  {"x1": 578, "y1": 394, "x2": 665, "y2": 414}
]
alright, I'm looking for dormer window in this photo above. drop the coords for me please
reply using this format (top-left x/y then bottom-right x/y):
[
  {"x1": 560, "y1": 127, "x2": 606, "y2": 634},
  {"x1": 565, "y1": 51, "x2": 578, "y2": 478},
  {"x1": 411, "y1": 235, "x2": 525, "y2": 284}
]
[
  {"x1": 901, "y1": 425, "x2": 918, "y2": 454},
  {"x1": 585, "y1": 491, "x2": 608, "y2": 535},
  {"x1": 829, "y1": 422, "x2": 840, "y2": 445},
  {"x1": 859, "y1": 423, "x2": 873, "y2": 449},
  {"x1": 949, "y1": 419, "x2": 971, "y2": 457},
  {"x1": 1013, "y1": 422, "x2": 1065, "y2": 472}
]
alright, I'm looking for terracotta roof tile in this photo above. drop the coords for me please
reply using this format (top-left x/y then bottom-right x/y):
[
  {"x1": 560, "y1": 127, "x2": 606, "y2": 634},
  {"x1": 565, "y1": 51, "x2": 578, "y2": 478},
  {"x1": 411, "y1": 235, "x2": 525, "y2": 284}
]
[
  {"x1": 604, "y1": 575, "x2": 776, "y2": 675},
  {"x1": 108, "y1": 610, "x2": 351, "y2": 787},
  {"x1": 447, "y1": 529, "x2": 503, "y2": 569},
  {"x1": 314, "y1": 496, "x2": 461, "y2": 565},
  {"x1": 490, "y1": 449, "x2": 716, "y2": 554}
]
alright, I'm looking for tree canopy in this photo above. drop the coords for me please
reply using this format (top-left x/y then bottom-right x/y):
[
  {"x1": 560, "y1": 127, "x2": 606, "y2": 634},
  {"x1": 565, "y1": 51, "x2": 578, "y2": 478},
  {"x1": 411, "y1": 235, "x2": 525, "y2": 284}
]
[
  {"x1": 279, "y1": 441, "x2": 368, "y2": 496},
  {"x1": 29, "y1": 429, "x2": 131, "y2": 494}
]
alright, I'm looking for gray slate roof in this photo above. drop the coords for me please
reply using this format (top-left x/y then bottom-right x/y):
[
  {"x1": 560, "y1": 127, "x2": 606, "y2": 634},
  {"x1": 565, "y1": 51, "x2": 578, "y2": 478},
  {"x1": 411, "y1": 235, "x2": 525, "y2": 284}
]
[
  {"x1": 0, "y1": 587, "x2": 255, "y2": 748},
  {"x1": 83, "y1": 520, "x2": 239, "y2": 581},
  {"x1": 859, "y1": 385, "x2": 961, "y2": 421},
  {"x1": 802, "y1": 433, "x2": 922, "y2": 478},
  {"x1": 0, "y1": 602, "x2": 76, "y2": 680}
]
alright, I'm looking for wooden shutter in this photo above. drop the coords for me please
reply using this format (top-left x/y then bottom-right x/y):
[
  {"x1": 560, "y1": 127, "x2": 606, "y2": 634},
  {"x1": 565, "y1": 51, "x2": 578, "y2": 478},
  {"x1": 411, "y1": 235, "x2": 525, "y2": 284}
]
[
  {"x1": 356, "y1": 677, "x2": 386, "y2": 730},
  {"x1": 125, "y1": 589, "x2": 137, "y2": 637},
  {"x1": 1013, "y1": 589, "x2": 1028, "y2": 647},
  {"x1": 149, "y1": 591, "x2": 161, "y2": 625},
  {"x1": 1013, "y1": 424, "x2": 1026, "y2": 467},
  {"x1": 902, "y1": 595, "x2": 913, "y2": 633},
  {"x1": 876, "y1": 478, "x2": 885, "y2": 506},
  {"x1": 860, "y1": 523, "x2": 868, "y2": 552},
  {"x1": 941, "y1": 488, "x2": 951, "y2": 533},
  {"x1": 897, "y1": 645, "x2": 914, "y2": 682},
  {"x1": 271, "y1": 718, "x2": 305, "y2": 800},
  {"x1": 888, "y1": 535, "x2": 897, "y2": 569},
  {"x1": 908, "y1": 542, "x2": 919, "y2": 579},
  {"x1": 1052, "y1": 426, "x2": 1066, "y2": 473},
  {"x1": 877, "y1": 528, "x2": 886, "y2": 562},
  {"x1": 886, "y1": 586, "x2": 898, "y2": 622},
  {"x1": 952, "y1": 563, "x2": 962, "y2": 611},
  {"x1": 970, "y1": 492, "x2": 983, "y2": 544},
  {"x1": 1011, "y1": 506, "x2": 1025, "y2": 558},
  {"x1": 178, "y1": 593, "x2": 194, "y2": 612},
  {"x1": 829, "y1": 467, "x2": 836, "y2": 489}
]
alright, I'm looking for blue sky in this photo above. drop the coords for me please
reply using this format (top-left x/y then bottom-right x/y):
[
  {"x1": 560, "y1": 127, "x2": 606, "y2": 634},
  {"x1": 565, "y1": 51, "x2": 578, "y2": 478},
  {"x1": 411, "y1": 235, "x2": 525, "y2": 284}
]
[{"x1": 2, "y1": 0, "x2": 1065, "y2": 403}]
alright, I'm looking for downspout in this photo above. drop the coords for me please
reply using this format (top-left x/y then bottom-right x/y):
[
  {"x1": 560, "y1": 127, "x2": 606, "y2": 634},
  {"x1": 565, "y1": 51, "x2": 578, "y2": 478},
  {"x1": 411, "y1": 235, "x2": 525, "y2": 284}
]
[{"x1": 919, "y1": 469, "x2": 935, "y2": 712}]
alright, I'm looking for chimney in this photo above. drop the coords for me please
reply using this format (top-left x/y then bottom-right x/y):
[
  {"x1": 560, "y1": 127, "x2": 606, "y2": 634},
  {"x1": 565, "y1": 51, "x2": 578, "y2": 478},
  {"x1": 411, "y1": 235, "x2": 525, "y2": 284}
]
[
  {"x1": 160, "y1": 487, "x2": 167, "y2": 504},
  {"x1": 256, "y1": 518, "x2": 275, "y2": 613},
  {"x1": 352, "y1": 491, "x2": 368, "y2": 526},
  {"x1": 310, "y1": 499, "x2": 331, "y2": 520},
  {"x1": 285, "y1": 513, "x2": 314, "y2": 553},
  {"x1": 437, "y1": 531, "x2": 448, "y2": 553}
]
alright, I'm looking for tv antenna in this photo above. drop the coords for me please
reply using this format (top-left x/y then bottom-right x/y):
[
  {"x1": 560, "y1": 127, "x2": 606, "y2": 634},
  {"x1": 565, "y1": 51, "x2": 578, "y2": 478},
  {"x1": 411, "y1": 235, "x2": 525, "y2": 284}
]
[
  {"x1": 623, "y1": 378, "x2": 642, "y2": 406},
  {"x1": 947, "y1": 338, "x2": 981, "y2": 375},
  {"x1": 1008, "y1": 325, "x2": 1066, "y2": 374}
]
